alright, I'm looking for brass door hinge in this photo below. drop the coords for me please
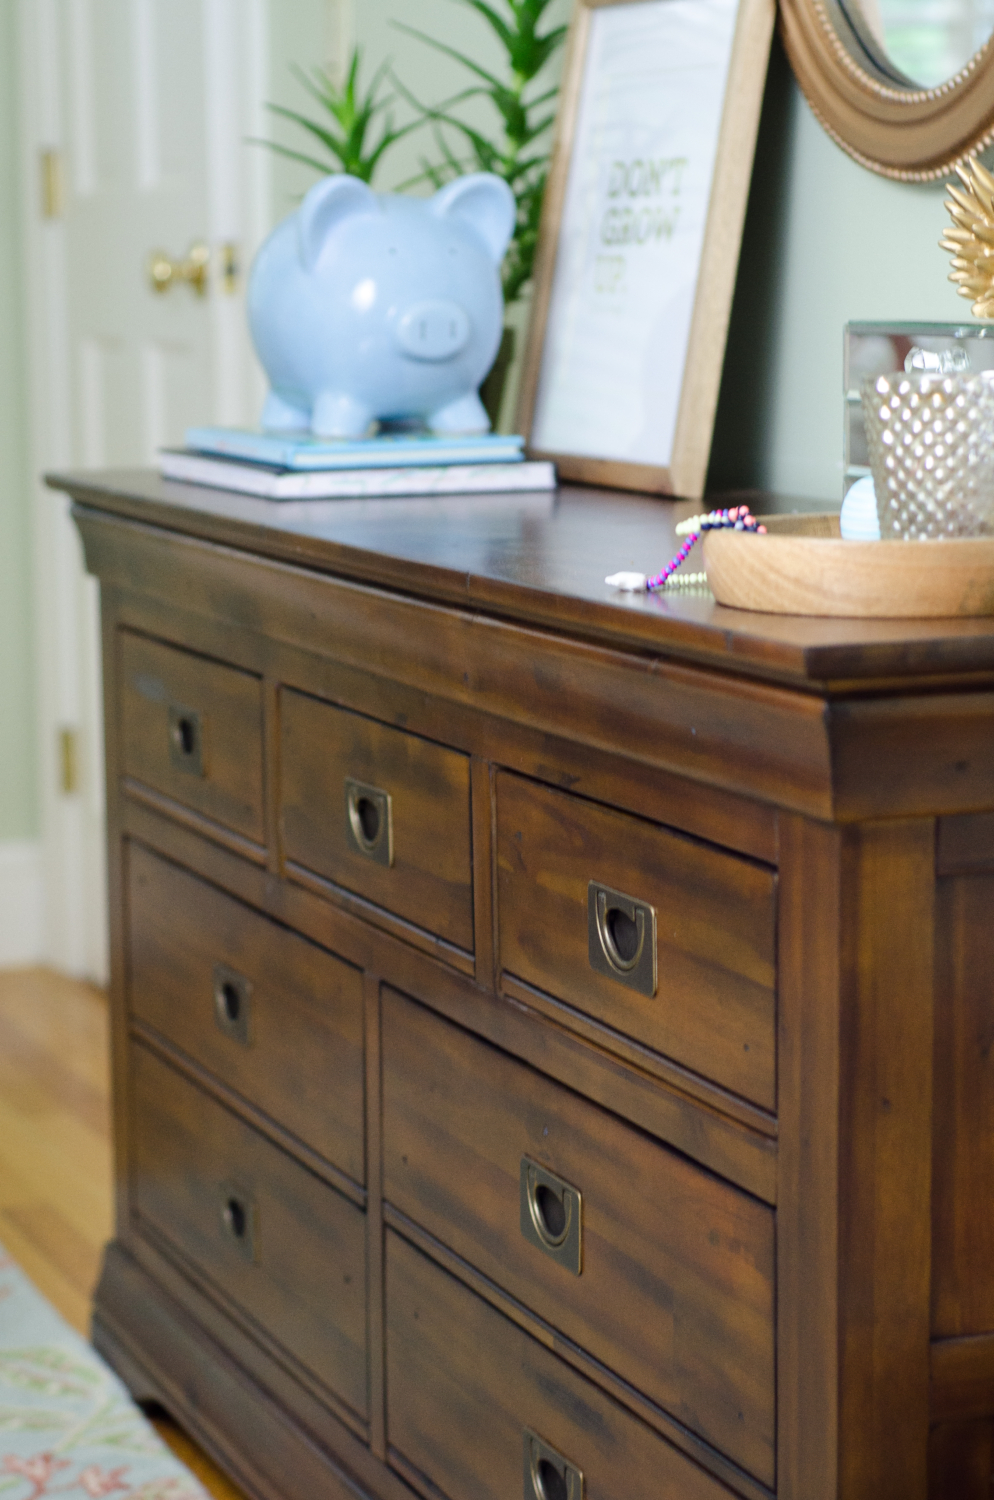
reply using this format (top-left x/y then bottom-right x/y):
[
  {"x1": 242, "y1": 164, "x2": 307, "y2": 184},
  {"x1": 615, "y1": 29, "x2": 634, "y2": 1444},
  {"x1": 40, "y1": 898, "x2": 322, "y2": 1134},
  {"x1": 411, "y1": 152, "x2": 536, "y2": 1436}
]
[
  {"x1": 40, "y1": 149, "x2": 64, "y2": 220},
  {"x1": 59, "y1": 727, "x2": 79, "y2": 794}
]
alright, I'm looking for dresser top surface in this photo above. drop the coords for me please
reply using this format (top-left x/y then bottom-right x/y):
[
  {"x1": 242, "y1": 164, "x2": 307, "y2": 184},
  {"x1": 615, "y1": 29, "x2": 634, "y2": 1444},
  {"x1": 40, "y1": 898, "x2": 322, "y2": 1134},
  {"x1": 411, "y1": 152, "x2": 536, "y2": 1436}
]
[{"x1": 52, "y1": 467, "x2": 994, "y2": 690}]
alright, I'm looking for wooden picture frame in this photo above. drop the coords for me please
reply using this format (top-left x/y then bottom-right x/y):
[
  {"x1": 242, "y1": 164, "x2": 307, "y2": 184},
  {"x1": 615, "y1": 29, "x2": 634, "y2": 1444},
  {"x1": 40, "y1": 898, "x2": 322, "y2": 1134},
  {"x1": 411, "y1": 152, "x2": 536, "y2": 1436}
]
[{"x1": 517, "y1": 0, "x2": 775, "y2": 499}]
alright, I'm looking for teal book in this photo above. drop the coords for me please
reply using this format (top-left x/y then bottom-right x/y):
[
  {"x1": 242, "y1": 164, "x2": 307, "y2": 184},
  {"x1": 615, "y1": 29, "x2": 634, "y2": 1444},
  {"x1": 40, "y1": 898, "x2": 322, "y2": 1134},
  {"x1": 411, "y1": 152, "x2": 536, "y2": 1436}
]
[{"x1": 185, "y1": 426, "x2": 525, "y2": 471}]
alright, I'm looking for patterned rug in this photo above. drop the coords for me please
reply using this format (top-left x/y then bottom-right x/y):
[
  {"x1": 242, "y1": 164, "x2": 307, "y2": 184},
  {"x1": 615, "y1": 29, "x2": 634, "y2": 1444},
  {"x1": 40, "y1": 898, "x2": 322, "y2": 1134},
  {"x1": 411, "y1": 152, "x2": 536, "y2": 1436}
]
[{"x1": 0, "y1": 1246, "x2": 205, "y2": 1500}]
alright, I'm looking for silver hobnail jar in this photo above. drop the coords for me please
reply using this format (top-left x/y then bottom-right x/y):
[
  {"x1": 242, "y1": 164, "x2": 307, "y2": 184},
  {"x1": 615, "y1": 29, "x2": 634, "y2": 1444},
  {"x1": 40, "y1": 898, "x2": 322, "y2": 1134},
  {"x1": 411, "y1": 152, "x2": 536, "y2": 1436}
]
[{"x1": 861, "y1": 370, "x2": 994, "y2": 539}]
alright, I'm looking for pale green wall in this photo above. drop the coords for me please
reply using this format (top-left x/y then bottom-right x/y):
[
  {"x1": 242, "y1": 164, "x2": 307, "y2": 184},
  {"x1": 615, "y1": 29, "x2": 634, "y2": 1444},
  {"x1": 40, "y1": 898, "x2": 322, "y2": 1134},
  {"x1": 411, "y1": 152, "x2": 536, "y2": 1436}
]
[
  {"x1": 266, "y1": 0, "x2": 353, "y2": 214},
  {"x1": 0, "y1": 5, "x2": 38, "y2": 842},
  {"x1": 709, "y1": 37, "x2": 965, "y2": 502}
]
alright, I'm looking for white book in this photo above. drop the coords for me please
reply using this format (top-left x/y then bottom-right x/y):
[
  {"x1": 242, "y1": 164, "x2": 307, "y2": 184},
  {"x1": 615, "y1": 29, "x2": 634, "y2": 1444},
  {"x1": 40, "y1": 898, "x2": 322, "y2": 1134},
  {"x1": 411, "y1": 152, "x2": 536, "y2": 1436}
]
[{"x1": 159, "y1": 449, "x2": 556, "y2": 499}]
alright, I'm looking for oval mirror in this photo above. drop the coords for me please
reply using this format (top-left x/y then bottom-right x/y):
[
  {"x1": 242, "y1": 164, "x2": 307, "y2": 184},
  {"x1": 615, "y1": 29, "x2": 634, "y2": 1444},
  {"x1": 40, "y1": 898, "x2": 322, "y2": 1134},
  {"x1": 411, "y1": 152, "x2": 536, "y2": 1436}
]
[{"x1": 779, "y1": 0, "x2": 994, "y2": 177}]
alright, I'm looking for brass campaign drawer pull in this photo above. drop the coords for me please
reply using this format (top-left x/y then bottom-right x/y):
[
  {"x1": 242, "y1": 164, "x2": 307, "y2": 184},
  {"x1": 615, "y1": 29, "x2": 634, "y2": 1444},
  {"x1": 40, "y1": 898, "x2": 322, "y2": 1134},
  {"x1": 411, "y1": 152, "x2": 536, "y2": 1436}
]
[
  {"x1": 212, "y1": 963, "x2": 253, "y2": 1047},
  {"x1": 344, "y1": 778, "x2": 394, "y2": 866},
  {"x1": 587, "y1": 880, "x2": 656, "y2": 997},
  {"x1": 219, "y1": 1182, "x2": 258, "y2": 1263},
  {"x1": 168, "y1": 704, "x2": 204, "y2": 777},
  {"x1": 520, "y1": 1157, "x2": 582, "y2": 1275},
  {"x1": 523, "y1": 1429, "x2": 584, "y2": 1500}
]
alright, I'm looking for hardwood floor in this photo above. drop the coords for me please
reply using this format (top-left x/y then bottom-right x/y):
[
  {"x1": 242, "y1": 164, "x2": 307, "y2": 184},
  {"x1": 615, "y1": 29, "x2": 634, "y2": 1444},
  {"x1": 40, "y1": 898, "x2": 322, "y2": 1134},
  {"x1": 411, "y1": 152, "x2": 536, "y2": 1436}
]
[{"x1": 0, "y1": 967, "x2": 248, "y2": 1500}]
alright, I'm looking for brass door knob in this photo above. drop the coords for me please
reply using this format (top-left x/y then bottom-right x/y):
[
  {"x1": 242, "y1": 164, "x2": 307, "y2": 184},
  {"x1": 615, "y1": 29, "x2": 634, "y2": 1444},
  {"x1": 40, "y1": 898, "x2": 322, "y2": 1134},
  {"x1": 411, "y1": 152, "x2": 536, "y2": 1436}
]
[{"x1": 148, "y1": 241, "x2": 210, "y2": 296}]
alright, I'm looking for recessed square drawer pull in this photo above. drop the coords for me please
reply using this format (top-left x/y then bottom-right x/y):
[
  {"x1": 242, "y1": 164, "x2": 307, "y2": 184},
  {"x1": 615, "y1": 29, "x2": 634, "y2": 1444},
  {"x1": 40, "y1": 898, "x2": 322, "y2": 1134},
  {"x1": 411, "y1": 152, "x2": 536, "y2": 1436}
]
[
  {"x1": 212, "y1": 963, "x2": 253, "y2": 1047},
  {"x1": 520, "y1": 1158, "x2": 582, "y2": 1275},
  {"x1": 344, "y1": 778, "x2": 393, "y2": 866},
  {"x1": 167, "y1": 704, "x2": 204, "y2": 777},
  {"x1": 587, "y1": 881, "x2": 656, "y2": 997},
  {"x1": 523, "y1": 1430, "x2": 583, "y2": 1500},
  {"x1": 219, "y1": 1182, "x2": 257, "y2": 1262}
]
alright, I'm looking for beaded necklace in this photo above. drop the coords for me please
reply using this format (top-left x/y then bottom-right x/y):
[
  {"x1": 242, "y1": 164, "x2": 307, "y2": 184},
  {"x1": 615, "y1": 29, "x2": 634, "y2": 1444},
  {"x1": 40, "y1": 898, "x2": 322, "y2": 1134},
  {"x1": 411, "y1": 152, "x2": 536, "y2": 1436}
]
[{"x1": 605, "y1": 505, "x2": 766, "y2": 593}]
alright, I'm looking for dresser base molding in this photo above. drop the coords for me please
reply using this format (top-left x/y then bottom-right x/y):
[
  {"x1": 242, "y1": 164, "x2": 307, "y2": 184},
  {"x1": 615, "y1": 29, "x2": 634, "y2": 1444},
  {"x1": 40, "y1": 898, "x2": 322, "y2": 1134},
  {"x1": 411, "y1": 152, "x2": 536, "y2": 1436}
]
[{"x1": 92, "y1": 1242, "x2": 410, "y2": 1500}]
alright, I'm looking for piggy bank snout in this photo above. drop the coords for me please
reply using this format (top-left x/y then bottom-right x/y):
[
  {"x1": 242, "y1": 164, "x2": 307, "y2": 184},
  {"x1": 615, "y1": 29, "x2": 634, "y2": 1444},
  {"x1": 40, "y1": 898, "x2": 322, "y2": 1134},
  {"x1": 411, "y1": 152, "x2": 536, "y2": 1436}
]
[{"x1": 396, "y1": 299, "x2": 471, "y2": 362}]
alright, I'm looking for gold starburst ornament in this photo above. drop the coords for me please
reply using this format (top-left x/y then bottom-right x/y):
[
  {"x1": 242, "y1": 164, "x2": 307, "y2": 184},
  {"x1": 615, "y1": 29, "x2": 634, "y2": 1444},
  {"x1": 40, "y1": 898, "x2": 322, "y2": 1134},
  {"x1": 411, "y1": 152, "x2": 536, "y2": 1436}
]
[{"x1": 941, "y1": 157, "x2": 994, "y2": 319}]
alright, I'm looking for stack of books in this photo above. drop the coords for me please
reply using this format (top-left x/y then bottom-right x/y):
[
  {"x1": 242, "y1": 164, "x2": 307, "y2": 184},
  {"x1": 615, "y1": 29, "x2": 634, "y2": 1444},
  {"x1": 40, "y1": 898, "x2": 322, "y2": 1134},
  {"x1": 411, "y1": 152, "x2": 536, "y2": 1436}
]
[{"x1": 159, "y1": 426, "x2": 556, "y2": 500}]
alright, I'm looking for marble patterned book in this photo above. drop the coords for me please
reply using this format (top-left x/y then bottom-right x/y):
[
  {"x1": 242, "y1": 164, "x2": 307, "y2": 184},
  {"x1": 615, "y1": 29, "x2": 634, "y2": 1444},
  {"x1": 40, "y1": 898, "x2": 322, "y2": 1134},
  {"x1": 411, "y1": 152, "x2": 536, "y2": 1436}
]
[{"x1": 159, "y1": 448, "x2": 556, "y2": 499}]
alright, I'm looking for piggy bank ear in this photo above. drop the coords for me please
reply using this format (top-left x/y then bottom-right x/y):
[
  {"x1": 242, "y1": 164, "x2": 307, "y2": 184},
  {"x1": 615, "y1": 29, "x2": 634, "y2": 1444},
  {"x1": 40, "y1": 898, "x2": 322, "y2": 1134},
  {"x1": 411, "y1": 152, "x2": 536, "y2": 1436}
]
[
  {"x1": 298, "y1": 174, "x2": 377, "y2": 271},
  {"x1": 431, "y1": 173, "x2": 515, "y2": 263}
]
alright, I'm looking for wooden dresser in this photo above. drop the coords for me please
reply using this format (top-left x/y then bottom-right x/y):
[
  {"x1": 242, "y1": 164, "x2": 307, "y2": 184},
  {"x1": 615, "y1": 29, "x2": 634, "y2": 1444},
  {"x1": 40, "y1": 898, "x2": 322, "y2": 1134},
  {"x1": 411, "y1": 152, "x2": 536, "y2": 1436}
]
[{"x1": 53, "y1": 468, "x2": 994, "y2": 1500}]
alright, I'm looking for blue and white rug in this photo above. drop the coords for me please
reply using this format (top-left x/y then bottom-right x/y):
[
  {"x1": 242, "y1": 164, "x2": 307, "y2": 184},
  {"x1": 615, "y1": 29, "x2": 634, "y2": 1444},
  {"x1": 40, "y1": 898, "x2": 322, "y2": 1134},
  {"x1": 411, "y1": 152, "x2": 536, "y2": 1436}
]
[{"x1": 0, "y1": 1246, "x2": 206, "y2": 1500}]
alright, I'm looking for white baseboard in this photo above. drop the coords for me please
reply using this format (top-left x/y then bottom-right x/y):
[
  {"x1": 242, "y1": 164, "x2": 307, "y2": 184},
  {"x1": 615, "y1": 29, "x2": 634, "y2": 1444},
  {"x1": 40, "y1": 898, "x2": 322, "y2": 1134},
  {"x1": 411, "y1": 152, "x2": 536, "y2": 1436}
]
[{"x1": 0, "y1": 840, "x2": 45, "y2": 968}]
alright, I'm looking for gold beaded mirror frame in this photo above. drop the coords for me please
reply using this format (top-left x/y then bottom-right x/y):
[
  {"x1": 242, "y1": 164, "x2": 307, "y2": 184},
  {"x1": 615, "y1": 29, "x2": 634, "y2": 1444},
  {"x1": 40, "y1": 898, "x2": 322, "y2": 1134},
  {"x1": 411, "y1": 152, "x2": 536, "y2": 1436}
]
[{"x1": 779, "y1": 0, "x2": 994, "y2": 179}]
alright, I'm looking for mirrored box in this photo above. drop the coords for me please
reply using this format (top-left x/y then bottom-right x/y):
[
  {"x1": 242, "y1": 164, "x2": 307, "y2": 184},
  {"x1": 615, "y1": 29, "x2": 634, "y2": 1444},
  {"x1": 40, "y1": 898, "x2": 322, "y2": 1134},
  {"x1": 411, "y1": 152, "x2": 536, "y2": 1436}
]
[{"x1": 844, "y1": 321, "x2": 994, "y2": 498}]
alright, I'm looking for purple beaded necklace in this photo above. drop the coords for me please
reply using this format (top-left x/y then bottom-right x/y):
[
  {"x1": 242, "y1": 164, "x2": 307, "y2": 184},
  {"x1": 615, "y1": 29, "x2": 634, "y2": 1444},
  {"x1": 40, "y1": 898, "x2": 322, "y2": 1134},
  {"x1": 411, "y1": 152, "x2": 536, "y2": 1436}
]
[
  {"x1": 645, "y1": 505, "x2": 766, "y2": 591},
  {"x1": 606, "y1": 505, "x2": 767, "y2": 593}
]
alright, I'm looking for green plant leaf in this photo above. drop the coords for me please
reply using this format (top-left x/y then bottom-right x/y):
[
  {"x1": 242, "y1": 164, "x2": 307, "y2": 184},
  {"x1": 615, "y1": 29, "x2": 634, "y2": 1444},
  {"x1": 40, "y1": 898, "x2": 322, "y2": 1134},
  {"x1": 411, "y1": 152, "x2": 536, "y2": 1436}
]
[
  {"x1": 455, "y1": 0, "x2": 516, "y2": 54},
  {"x1": 248, "y1": 139, "x2": 344, "y2": 179},
  {"x1": 253, "y1": 49, "x2": 422, "y2": 185},
  {"x1": 391, "y1": 23, "x2": 509, "y2": 93},
  {"x1": 266, "y1": 104, "x2": 347, "y2": 158}
]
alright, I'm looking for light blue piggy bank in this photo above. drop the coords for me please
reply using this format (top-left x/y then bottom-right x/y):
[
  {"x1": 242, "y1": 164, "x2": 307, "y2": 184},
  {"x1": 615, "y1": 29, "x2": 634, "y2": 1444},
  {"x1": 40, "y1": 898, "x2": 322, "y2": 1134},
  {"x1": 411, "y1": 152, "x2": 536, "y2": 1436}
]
[{"x1": 248, "y1": 172, "x2": 515, "y2": 438}]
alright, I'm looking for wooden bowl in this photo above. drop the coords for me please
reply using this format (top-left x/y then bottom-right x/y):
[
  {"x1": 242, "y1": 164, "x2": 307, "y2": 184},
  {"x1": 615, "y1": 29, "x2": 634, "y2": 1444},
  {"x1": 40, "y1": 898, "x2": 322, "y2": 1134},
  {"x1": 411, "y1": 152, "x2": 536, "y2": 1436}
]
[{"x1": 703, "y1": 513, "x2": 994, "y2": 617}]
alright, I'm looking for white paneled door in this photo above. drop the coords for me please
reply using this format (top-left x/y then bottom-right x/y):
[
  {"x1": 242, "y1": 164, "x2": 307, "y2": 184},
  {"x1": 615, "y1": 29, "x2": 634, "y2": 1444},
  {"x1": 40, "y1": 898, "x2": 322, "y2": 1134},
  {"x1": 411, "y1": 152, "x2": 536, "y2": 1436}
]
[
  {"x1": 19, "y1": 0, "x2": 271, "y2": 979},
  {"x1": 61, "y1": 0, "x2": 263, "y2": 464}
]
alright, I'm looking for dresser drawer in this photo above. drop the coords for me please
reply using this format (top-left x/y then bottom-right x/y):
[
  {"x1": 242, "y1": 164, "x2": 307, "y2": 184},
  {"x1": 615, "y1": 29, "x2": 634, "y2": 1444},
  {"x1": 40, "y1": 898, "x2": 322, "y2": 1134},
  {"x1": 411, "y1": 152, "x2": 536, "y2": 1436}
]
[
  {"x1": 386, "y1": 1232, "x2": 732, "y2": 1500},
  {"x1": 381, "y1": 989, "x2": 775, "y2": 1485},
  {"x1": 280, "y1": 689, "x2": 474, "y2": 951},
  {"x1": 126, "y1": 841, "x2": 365, "y2": 1184},
  {"x1": 130, "y1": 1043, "x2": 367, "y2": 1419},
  {"x1": 495, "y1": 771, "x2": 776, "y2": 1109},
  {"x1": 119, "y1": 631, "x2": 265, "y2": 843}
]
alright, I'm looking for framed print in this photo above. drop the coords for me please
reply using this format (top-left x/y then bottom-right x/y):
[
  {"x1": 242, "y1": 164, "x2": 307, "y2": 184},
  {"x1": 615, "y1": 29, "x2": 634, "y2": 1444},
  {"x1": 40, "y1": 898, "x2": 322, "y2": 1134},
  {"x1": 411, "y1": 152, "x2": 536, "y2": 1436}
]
[{"x1": 517, "y1": 0, "x2": 775, "y2": 498}]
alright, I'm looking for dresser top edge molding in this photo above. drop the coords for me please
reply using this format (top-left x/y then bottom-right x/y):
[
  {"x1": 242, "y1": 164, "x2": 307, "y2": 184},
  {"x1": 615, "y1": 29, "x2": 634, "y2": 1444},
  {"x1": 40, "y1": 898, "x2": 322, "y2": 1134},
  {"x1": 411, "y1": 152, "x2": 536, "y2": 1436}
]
[{"x1": 48, "y1": 467, "x2": 994, "y2": 694}]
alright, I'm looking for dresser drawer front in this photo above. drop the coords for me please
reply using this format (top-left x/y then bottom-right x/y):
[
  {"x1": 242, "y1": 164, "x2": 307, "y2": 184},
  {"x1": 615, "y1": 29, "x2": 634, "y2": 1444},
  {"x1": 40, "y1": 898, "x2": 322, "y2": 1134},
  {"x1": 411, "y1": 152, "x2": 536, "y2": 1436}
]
[
  {"x1": 381, "y1": 990, "x2": 775, "y2": 1484},
  {"x1": 130, "y1": 1043, "x2": 367, "y2": 1418},
  {"x1": 495, "y1": 771, "x2": 776, "y2": 1109},
  {"x1": 126, "y1": 842, "x2": 365, "y2": 1184},
  {"x1": 119, "y1": 631, "x2": 265, "y2": 842},
  {"x1": 386, "y1": 1232, "x2": 732, "y2": 1500},
  {"x1": 280, "y1": 689, "x2": 474, "y2": 951}
]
